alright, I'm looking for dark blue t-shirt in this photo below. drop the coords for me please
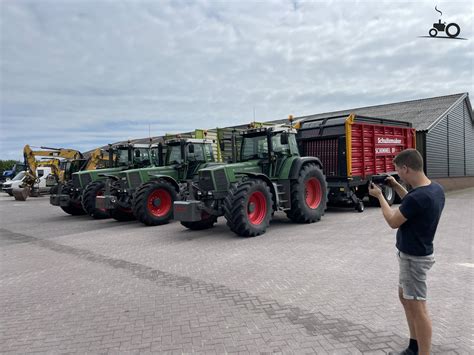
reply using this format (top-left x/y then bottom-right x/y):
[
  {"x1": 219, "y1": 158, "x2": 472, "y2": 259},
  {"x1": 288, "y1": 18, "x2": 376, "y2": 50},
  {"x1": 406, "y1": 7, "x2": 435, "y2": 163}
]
[{"x1": 396, "y1": 182, "x2": 445, "y2": 256}]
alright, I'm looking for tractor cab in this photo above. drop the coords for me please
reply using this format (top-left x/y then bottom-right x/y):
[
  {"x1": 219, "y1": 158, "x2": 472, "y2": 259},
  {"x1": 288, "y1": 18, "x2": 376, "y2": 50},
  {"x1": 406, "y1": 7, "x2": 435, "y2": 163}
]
[
  {"x1": 112, "y1": 143, "x2": 154, "y2": 169},
  {"x1": 165, "y1": 138, "x2": 215, "y2": 179},
  {"x1": 240, "y1": 125, "x2": 299, "y2": 177}
]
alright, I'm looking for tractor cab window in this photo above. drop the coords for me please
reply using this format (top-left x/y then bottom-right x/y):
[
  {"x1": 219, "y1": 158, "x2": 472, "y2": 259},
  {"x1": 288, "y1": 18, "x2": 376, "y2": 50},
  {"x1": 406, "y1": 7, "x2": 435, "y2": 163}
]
[
  {"x1": 150, "y1": 147, "x2": 161, "y2": 166},
  {"x1": 133, "y1": 148, "x2": 151, "y2": 167},
  {"x1": 166, "y1": 144, "x2": 183, "y2": 165},
  {"x1": 115, "y1": 148, "x2": 130, "y2": 166},
  {"x1": 288, "y1": 134, "x2": 299, "y2": 155},
  {"x1": 271, "y1": 134, "x2": 290, "y2": 156},
  {"x1": 241, "y1": 135, "x2": 268, "y2": 161},
  {"x1": 186, "y1": 144, "x2": 205, "y2": 162},
  {"x1": 271, "y1": 132, "x2": 298, "y2": 156},
  {"x1": 203, "y1": 144, "x2": 214, "y2": 162}
]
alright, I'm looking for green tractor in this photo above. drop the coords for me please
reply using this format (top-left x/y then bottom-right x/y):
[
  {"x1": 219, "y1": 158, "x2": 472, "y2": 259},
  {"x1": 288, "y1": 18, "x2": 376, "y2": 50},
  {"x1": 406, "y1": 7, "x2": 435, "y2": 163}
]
[
  {"x1": 173, "y1": 124, "x2": 328, "y2": 236},
  {"x1": 97, "y1": 138, "x2": 221, "y2": 225},
  {"x1": 52, "y1": 143, "x2": 155, "y2": 219}
]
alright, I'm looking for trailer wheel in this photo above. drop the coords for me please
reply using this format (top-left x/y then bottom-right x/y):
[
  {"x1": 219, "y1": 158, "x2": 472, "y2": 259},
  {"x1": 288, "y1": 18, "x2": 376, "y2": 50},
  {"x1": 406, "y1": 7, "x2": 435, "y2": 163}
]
[
  {"x1": 82, "y1": 181, "x2": 110, "y2": 219},
  {"x1": 370, "y1": 185, "x2": 396, "y2": 206},
  {"x1": 181, "y1": 212, "x2": 217, "y2": 230},
  {"x1": 109, "y1": 183, "x2": 135, "y2": 222},
  {"x1": 132, "y1": 180, "x2": 177, "y2": 226},
  {"x1": 59, "y1": 181, "x2": 86, "y2": 216},
  {"x1": 224, "y1": 179, "x2": 273, "y2": 237},
  {"x1": 286, "y1": 163, "x2": 327, "y2": 223}
]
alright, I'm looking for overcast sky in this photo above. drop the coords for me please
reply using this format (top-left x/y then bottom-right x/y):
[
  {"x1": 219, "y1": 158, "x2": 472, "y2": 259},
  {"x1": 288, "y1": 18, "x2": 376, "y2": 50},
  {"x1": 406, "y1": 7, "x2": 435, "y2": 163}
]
[{"x1": 1, "y1": 0, "x2": 472, "y2": 160}]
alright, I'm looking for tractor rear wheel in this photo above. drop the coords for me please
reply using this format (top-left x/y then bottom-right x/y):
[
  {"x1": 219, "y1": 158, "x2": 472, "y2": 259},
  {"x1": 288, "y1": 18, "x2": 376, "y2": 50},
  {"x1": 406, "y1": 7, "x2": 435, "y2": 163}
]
[
  {"x1": 224, "y1": 179, "x2": 273, "y2": 237},
  {"x1": 59, "y1": 181, "x2": 86, "y2": 216},
  {"x1": 132, "y1": 180, "x2": 177, "y2": 226},
  {"x1": 286, "y1": 163, "x2": 327, "y2": 223},
  {"x1": 82, "y1": 180, "x2": 110, "y2": 219}
]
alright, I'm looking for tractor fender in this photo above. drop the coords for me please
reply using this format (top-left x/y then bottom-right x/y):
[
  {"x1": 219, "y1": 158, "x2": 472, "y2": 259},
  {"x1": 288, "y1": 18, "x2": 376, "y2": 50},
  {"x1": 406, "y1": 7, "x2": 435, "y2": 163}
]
[
  {"x1": 289, "y1": 157, "x2": 323, "y2": 179},
  {"x1": 237, "y1": 172, "x2": 278, "y2": 208},
  {"x1": 149, "y1": 174, "x2": 180, "y2": 192}
]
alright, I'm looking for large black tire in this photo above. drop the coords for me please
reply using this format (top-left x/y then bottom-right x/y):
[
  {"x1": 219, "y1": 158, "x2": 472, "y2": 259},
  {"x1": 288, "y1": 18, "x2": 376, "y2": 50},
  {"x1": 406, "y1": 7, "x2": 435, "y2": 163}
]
[
  {"x1": 49, "y1": 184, "x2": 59, "y2": 195},
  {"x1": 286, "y1": 163, "x2": 327, "y2": 223},
  {"x1": 369, "y1": 185, "x2": 396, "y2": 206},
  {"x1": 109, "y1": 183, "x2": 135, "y2": 222},
  {"x1": 446, "y1": 23, "x2": 460, "y2": 38},
  {"x1": 181, "y1": 213, "x2": 217, "y2": 231},
  {"x1": 132, "y1": 180, "x2": 178, "y2": 226},
  {"x1": 224, "y1": 179, "x2": 273, "y2": 237},
  {"x1": 59, "y1": 181, "x2": 86, "y2": 216},
  {"x1": 81, "y1": 180, "x2": 110, "y2": 219}
]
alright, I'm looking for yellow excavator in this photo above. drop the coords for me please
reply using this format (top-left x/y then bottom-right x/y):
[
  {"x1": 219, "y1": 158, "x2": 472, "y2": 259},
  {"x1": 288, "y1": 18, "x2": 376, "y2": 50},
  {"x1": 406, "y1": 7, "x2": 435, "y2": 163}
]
[{"x1": 13, "y1": 145, "x2": 84, "y2": 201}]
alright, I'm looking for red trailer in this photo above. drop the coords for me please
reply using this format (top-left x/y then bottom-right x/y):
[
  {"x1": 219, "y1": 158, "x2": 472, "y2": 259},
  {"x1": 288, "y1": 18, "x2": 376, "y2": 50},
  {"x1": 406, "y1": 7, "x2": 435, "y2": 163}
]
[{"x1": 297, "y1": 114, "x2": 416, "y2": 211}]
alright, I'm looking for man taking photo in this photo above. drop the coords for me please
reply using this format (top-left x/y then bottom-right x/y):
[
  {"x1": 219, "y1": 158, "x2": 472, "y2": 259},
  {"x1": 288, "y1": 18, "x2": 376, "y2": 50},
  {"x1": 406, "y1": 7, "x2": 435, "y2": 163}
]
[{"x1": 369, "y1": 149, "x2": 445, "y2": 355}]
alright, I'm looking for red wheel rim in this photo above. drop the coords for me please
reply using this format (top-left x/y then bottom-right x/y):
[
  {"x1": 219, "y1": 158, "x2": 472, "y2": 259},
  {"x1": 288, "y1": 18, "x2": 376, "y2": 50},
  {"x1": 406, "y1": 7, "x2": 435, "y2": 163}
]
[
  {"x1": 96, "y1": 191, "x2": 106, "y2": 212},
  {"x1": 247, "y1": 191, "x2": 267, "y2": 225},
  {"x1": 305, "y1": 177, "x2": 322, "y2": 209},
  {"x1": 147, "y1": 189, "x2": 172, "y2": 217}
]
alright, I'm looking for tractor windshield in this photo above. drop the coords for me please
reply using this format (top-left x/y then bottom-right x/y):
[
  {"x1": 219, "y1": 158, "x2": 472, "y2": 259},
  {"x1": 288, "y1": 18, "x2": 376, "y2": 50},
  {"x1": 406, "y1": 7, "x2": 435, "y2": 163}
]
[
  {"x1": 241, "y1": 132, "x2": 294, "y2": 161},
  {"x1": 115, "y1": 148, "x2": 130, "y2": 166},
  {"x1": 241, "y1": 135, "x2": 268, "y2": 161},
  {"x1": 165, "y1": 144, "x2": 183, "y2": 165},
  {"x1": 132, "y1": 148, "x2": 152, "y2": 167}
]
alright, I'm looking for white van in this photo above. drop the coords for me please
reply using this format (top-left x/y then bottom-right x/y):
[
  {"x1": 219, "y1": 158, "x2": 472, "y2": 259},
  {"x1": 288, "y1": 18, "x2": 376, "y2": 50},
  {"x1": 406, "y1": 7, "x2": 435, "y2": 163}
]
[{"x1": 2, "y1": 167, "x2": 56, "y2": 196}]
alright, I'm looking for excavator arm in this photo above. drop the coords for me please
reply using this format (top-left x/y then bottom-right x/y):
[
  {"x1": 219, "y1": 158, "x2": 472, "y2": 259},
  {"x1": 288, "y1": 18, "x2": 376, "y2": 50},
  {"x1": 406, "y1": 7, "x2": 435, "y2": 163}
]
[{"x1": 14, "y1": 145, "x2": 84, "y2": 200}]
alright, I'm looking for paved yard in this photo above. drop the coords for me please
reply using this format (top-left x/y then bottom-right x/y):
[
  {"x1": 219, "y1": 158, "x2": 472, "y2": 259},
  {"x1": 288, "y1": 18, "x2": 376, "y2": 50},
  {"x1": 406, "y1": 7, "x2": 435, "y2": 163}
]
[{"x1": 0, "y1": 188, "x2": 472, "y2": 354}]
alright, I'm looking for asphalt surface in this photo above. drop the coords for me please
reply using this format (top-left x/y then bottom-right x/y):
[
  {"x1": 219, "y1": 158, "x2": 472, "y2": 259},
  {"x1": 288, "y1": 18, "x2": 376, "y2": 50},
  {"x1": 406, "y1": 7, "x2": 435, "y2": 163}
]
[{"x1": 0, "y1": 188, "x2": 473, "y2": 354}]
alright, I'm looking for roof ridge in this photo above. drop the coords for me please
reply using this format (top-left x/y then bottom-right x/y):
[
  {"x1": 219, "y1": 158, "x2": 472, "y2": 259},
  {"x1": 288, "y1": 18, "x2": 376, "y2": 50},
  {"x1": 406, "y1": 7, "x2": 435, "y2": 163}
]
[{"x1": 297, "y1": 92, "x2": 467, "y2": 119}]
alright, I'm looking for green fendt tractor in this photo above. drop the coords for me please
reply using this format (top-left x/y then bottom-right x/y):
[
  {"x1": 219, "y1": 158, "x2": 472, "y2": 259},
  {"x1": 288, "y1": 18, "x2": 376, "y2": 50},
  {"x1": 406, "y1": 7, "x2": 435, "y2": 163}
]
[
  {"x1": 97, "y1": 138, "x2": 220, "y2": 225},
  {"x1": 50, "y1": 148, "x2": 110, "y2": 215},
  {"x1": 173, "y1": 123, "x2": 328, "y2": 236},
  {"x1": 53, "y1": 143, "x2": 155, "y2": 219}
]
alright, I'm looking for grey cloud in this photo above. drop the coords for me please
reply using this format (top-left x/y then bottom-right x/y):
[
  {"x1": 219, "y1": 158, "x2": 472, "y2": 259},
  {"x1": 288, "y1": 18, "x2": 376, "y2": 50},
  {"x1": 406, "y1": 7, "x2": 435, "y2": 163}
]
[{"x1": 1, "y1": 0, "x2": 472, "y2": 159}]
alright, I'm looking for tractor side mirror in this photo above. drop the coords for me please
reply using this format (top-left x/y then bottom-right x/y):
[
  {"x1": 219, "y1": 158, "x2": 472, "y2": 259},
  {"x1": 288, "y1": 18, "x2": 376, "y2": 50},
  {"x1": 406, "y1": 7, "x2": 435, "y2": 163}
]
[
  {"x1": 188, "y1": 144, "x2": 194, "y2": 154},
  {"x1": 219, "y1": 141, "x2": 225, "y2": 151},
  {"x1": 280, "y1": 132, "x2": 289, "y2": 145},
  {"x1": 135, "y1": 150, "x2": 141, "y2": 158}
]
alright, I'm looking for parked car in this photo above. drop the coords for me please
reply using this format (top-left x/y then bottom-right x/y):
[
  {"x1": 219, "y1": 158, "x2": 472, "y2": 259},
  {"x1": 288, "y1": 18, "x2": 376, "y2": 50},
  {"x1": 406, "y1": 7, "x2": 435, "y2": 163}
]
[{"x1": 2, "y1": 167, "x2": 55, "y2": 196}]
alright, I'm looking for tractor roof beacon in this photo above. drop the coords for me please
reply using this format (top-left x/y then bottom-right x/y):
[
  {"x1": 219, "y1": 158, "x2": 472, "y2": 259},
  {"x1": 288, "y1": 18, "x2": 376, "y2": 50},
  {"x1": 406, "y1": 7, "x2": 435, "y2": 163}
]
[{"x1": 173, "y1": 122, "x2": 328, "y2": 237}]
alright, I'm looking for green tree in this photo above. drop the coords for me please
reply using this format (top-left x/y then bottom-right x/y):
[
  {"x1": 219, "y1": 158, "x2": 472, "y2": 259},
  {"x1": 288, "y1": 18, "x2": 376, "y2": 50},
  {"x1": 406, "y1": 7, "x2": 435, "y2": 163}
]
[{"x1": 0, "y1": 160, "x2": 21, "y2": 172}]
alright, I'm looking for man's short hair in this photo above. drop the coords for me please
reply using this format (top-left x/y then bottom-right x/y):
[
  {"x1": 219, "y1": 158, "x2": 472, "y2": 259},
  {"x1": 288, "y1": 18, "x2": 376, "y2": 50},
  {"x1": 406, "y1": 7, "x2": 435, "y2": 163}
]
[{"x1": 393, "y1": 149, "x2": 424, "y2": 171}]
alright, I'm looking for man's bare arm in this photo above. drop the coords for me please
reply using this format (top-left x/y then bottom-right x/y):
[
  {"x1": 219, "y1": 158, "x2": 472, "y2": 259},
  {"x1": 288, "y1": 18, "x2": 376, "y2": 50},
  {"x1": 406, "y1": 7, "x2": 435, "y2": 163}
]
[
  {"x1": 369, "y1": 182, "x2": 407, "y2": 229},
  {"x1": 378, "y1": 196, "x2": 407, "y2": 229},
  {"x1": 386, "y1": 176, "x2": 408, "y2": 199}
]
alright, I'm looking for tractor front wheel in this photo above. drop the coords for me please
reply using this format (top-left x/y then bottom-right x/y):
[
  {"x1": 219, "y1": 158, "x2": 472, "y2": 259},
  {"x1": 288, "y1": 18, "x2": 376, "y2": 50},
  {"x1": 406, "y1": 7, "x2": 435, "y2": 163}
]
[
  {"x1": 224, "y1": 179, "x2": 273, "y2": 237},
  {"x1": 81, "y1": 181, "x2": 110, "y2": 219},
  {"x1": 286, "y1": 163, "x2": 327, "y2": 223},
  {"x1": 132, "y1": 180, "x2": 177, "y2": 226}
]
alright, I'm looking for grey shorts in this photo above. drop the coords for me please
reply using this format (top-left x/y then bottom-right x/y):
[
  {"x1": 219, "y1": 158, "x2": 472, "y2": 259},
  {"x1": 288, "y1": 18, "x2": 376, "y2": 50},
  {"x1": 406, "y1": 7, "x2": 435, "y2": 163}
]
[{"x1": 397, "y1": 250, "x2": 435, "y2": 301}]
